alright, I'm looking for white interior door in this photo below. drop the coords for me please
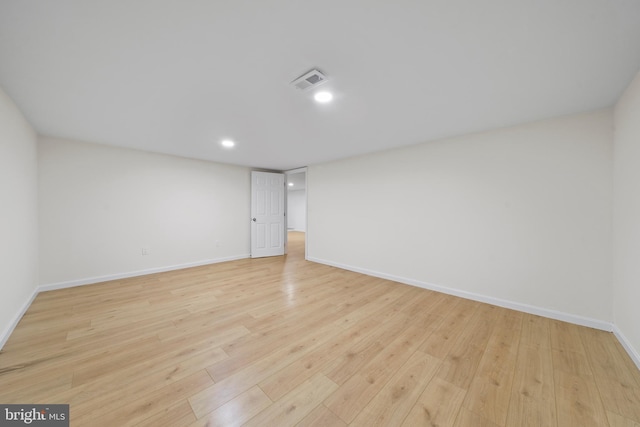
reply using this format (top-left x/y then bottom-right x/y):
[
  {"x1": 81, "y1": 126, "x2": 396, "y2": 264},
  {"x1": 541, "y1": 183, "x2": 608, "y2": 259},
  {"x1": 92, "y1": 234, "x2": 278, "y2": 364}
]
[{"x1": 251, "y1": 171, "x2": 285, "y2": 258}]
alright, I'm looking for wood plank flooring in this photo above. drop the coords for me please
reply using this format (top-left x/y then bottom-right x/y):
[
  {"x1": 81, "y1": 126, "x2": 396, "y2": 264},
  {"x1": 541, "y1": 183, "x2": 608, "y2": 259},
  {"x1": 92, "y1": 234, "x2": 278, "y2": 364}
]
[{"x1": 1, "y1": 231, "x2": 639, "y2": 426}]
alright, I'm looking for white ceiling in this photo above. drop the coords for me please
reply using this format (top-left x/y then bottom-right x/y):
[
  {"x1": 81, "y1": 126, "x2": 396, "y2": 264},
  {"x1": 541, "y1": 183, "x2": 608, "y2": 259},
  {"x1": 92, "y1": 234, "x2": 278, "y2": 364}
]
[{"x1": 1, "y1": 1, "x2": 640, "y2": 171}]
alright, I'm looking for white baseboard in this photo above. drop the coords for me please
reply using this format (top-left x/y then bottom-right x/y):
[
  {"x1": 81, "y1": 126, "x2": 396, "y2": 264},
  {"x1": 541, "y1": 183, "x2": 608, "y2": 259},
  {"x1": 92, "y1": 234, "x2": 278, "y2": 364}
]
[
  {"x1": 613, "y1": 325, "x2": 640, "y2": 371},
  {"x1": 0, "y1": 254, "x2": 250, "y2": 349},
  {"x1": 306, "y1": 256, "x2": 613, "y2": 332},
  {"x1": 38, "y1": 254, "x2": 250, "y2": 292},
  {"x1": 0, "y1": 287, "x2": 38, "y2": 350}
]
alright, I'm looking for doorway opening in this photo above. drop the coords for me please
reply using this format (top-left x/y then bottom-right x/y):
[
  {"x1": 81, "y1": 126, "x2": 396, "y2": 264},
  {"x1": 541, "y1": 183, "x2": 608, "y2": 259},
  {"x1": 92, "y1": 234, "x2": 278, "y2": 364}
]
[{"x1": 285, "y1": 168, "x2": 307, "y2": 258}]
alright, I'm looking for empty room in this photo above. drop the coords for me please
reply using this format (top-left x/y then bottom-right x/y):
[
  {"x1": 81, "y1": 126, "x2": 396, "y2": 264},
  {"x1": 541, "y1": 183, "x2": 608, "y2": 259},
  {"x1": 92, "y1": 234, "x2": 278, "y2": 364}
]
[{"x1": 1, "y1": 1, "x2": 640, "y2": 426}]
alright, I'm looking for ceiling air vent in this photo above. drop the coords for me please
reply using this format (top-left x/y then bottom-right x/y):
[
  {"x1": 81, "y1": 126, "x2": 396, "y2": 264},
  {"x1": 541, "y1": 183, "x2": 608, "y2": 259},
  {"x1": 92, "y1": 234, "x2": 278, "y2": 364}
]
[{"x1": 291, "y1": 69, "x2": 328, "y2": 91}]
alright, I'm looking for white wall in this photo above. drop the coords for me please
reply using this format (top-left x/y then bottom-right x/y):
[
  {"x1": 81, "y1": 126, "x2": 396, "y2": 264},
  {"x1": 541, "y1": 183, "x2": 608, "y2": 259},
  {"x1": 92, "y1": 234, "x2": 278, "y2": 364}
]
[
  {"x1": 287, "y1": 190, "x2": 306, "y2": 231},
  {"x1": 613, "y1": 69, "x2": 640, "y2": 365},
  {"x1": 38, "y1": 137, "x2": 251, "y2": 286},
  {"x1": 308, "y1": 110, "x2": 613, "y2": 324},
  {"x1": 0, "y1": 87, "x2": 39, "y2": 347}
]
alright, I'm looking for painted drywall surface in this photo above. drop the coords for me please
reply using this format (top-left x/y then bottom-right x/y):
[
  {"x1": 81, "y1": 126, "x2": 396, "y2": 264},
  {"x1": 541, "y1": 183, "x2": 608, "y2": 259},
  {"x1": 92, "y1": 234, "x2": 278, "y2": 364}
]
[
  {"x1": 287, "y1": 189, "x2": 306, "y2": 231},
  {"x1": 38, "y1": 137, "x2": 251, "y2": 285},
  {"x1": 613, "y1": 70, "x2": 640, "y2": 361},
  {"x1": 308, "y1": 110, "x2": 613, "y2": 321},
  {"x1": 0, "y1": 87, "x2": 38, "y2": 341}
]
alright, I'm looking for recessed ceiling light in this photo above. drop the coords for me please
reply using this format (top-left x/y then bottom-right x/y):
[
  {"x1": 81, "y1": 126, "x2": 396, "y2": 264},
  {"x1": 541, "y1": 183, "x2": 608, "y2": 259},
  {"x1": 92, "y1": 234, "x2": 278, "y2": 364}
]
[
  {"x1": 314, "y1": 91, "x2": 333, "y2": 103},
  {"x1": 221, "y1": 139, "x2": 235, "y2": 148}
]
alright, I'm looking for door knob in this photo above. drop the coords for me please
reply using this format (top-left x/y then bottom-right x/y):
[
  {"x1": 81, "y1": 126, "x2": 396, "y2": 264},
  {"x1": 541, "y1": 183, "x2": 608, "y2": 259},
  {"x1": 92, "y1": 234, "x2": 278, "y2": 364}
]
[{"x1": 252, "y1": 218, "x2": 256, "y2": 222}]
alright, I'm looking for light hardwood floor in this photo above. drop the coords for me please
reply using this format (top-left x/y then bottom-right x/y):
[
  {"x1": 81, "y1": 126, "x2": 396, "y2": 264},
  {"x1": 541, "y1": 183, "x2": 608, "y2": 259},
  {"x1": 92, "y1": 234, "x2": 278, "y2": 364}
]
[{"x1": 1, "y1": 231, "x2": 639, "y2": 426}]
